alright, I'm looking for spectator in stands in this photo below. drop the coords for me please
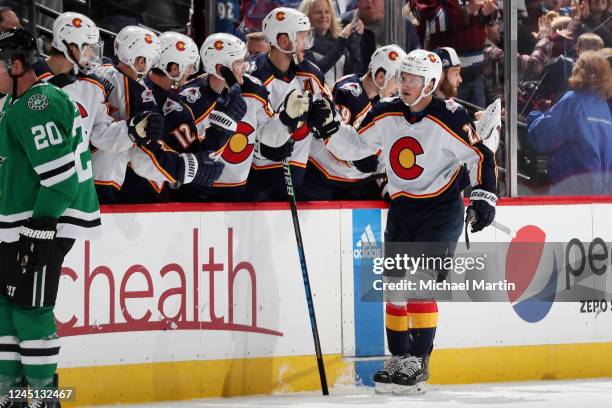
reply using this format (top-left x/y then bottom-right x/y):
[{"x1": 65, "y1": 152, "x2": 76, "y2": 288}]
[
  {"x1": 0, "y1": 6, "x2": 21, "y2": 30},
  {"x1": 519, "y1": 0, "x2": 546, "y2": 54},
  {"x1": 576, "y1": 32, "x2": 605, "y2": 54},
  {"x1": 246, "y1": 32, "x2": 270, "y2": 57},
  {"x1": 341, "y1": 0, "x2": 420, "y2": 70},
  {"x1": 572, "y1": 0, "x2": 611, "y2": 47},
  {"x1": 410, "y1": 0, "x2": 498, "y2": 107},
  {"x1": 527, "y1": 51, "x2": 612, "y2": 195},
  {"x1": 484, "y1": 11, "x2": 504, "y2": 105},
  {"x1": 299, "y1": 0, "x2": 364, "y2": 84}
]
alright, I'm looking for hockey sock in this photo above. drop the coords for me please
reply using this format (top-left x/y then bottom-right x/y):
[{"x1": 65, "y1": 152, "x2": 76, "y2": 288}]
[
  {"x1": 407, "y1": 300, "x2": 438, "y2": 356},
  {"x1": 0, "y1": 296, "x2": 22, "y2": 396},
  {"x1": 12, "y1": 306, "x2": 59, "y2": 387},
  {"x1": 385, "y1": 302, "x2": 410, "y2": 356}
]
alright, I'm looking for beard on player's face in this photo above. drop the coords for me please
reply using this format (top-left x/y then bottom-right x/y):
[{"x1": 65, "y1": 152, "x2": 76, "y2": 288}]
[{"x1": 439, "y1": 78, "x2": 459, "y2": 98}]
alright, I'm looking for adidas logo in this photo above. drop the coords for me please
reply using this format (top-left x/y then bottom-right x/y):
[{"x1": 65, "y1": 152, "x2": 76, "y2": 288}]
[{"x1": 353, "y1": 224, "x2": 382, "y2": 259}]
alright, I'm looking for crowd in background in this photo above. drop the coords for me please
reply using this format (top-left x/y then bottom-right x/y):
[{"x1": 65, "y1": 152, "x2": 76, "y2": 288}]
[{"x1": 1, "y1": 0, "x2": 611, "y2": 198}]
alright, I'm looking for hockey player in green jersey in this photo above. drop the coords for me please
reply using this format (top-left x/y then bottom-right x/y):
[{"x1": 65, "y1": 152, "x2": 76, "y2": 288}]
[{"x1": 0, "y1": 28, "x2": 100, "y2": 408}]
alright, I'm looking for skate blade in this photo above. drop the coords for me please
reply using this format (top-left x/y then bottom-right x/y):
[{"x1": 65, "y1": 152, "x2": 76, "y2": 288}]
[
  {"x1": 374, "y1": 382, "x2": 394, "y2": 394},
  {"x1": 392, "y1": 381, "x2": 427, "y2": 395}
]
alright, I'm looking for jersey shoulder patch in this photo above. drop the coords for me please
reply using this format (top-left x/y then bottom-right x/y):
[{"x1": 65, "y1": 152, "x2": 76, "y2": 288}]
[
  {"x1": 428, "y1": 97, "x2": 479, "y2": 144},
  {"x1": 162, "y1": 97, "x2": 184, "y2": 116},
  {"x1": 179, "y1": 85, "x2": 203, "y2": 104}
]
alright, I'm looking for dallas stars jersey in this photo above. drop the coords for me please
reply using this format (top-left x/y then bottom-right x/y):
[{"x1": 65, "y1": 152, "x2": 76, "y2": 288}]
[
  {"x1": 0, "y1": 82, "x2": 101, "y2": 242},
  {"x1": 325, "y1": 96, "x2": 496, "y2": 204},
  {"x1": 309, "y1": 74, "x2": 383, "y2": 183},
  {"x1": 250, "y1": 53, "x2": 331, "y2": 169},
  {"x1": 34, "y1": 60, "x2": 134, "y2": 153}
]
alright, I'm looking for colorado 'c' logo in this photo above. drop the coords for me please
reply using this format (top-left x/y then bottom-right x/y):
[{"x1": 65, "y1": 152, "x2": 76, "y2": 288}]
[
  {"x1": 276, "y1": 11, "x2": 286, "y2": 21},
  {"x1": 144, "y1": 34, "x2": 153, "y2": 44},
  {"x1": 72, "y1": 18, "x2": 82, "y2": 28},
  {"x1": 222, "y1": 122, "x2": 255, "y2": 164},
  {"x1": 390, "y1": 136, "x2": 424, "y2": 180},
  {"x1": 214, "y1": 40, "x2": 224, "y2": 50},
  {"x1": 428, "y1": 54, "x2": 438, "y2": 63},
  {"x1": 389, "y1": 51, "x2": 399, "y2": 61},
  {"x1": 176, "y1": 41, "x2": 186, "y2": 51}
]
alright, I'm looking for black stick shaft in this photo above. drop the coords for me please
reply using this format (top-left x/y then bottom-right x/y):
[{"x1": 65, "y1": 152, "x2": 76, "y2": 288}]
[{"x1": 282, "y1": 159, "x2": 329, "y2": 396}]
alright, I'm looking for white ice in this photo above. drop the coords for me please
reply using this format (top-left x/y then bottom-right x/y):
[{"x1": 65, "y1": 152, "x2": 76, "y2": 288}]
[{"x1": 86, "y1": 379, "x2": 612, "y2": 408}]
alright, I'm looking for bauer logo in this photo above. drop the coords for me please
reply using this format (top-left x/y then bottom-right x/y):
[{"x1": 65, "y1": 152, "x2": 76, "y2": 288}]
[{"x1": 505, "y1": 225, "x2": 558, "y2": 323}]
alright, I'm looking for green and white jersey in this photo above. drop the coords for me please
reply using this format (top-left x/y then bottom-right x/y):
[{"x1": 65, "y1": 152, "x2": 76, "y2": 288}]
[{"x1": 0, "y1": 81, "x2": 101, "y2": 242}]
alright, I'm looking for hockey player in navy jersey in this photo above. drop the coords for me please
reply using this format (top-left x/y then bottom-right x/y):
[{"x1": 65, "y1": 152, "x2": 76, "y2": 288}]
[
  {"x1": 320, "y1": 49, "x2": 497, "y2": 394},
  {"x1": 303, "y1": 44, "x2": 406, "y2": 200},
  {"x1": 181, "y1": 33, "x2": 296, "y2": 201},
  {"x1": 245, "y1": 7, "x2": 334, "y2": 201},
  {"x1": 121, "y1": 32, "x2": 244, "y2": 202}
]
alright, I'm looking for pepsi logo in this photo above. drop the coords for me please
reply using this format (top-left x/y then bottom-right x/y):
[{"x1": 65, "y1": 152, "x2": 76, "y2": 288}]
[{"x1": 505, "y1": 225, "x2": 557, "y2": 323}]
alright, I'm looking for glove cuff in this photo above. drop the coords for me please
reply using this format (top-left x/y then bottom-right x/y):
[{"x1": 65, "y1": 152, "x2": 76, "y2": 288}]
[
  {"x1": 209, "y1": 111, "x2": 237, "y2": 134},
  {"x1": 21, "y1": 217, "x2": 57, "y2": 240},
  {"x1": 470, "y1": 189, "x2": 497, "y2": 207},
  {"x1": 180, "y1": 153, "x2": 199, "y2": 185}
]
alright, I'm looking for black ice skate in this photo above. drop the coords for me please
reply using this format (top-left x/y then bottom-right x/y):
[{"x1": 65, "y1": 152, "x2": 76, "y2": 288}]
[
  {"x1": 391, "y1": 354, "x2": 429, "y2": 395},
  {"x1": 373, "y1": 354, "x2": 410, "y2": 393}
]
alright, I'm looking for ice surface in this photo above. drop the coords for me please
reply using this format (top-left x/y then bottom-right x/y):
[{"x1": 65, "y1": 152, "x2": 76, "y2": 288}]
[{"x1": 86, "y1": 379, "x2": 612, "y2": 408}]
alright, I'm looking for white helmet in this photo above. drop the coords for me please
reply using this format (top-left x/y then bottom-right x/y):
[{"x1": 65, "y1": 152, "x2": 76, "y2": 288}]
[
  {"x1": 201, "y1": 33, "x2": 247, "y2": 80},
  {"x1": 399, "y1": 49, "x2": 443, "y2": 107},
  {"x1": 114, "y1": 26, "x2": 160, "y2": 77},
  {"x1": 155, "y1": 32, "x2": 200, "y2": 83},
  {"x1": 262, "y1": 7, "x2": 313, "y2": 54},
  {"x1": 52, "y1": 12, "x2": 103, "y2": 74},
  {"x1": 369, "y1": 44, "x2": 406, "y2": 95}
]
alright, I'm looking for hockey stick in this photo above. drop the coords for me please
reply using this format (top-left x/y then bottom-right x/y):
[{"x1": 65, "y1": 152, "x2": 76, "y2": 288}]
[{"x1": 282, "y1": 159, "x2": 329, "y2": 396}]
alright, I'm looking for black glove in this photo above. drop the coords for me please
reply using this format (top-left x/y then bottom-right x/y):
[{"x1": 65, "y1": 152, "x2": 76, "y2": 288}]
[
  {"x1": 350, "y1": 155, "x2": 379, "y2": 173},
  {"x1": 179, "y1": 152, "x2": 225, "y2": 188},
  {"x1": 259, "y1": 138, "x2": 295, "y2": 162},
  {"x1": 210, "y1": 83, "x2": 247, "y2": 131},
  {"x1": 309, "y1": 96, "x2": 340, "y2": 140},
  {"x1": 466, "y1": 189, "x2": 497, "y2": 232},
  {"x1": 17, "y1": 217, "x2": 58, "y2": 275},
  {"x1": 128, "y1": 111, "x2": 164, "y2": 146}
]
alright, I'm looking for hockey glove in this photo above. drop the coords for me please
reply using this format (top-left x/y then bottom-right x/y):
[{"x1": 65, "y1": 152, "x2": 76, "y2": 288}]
[
  {"x1": 259, "y1": 138, "x2": 295, "y2": 162},
  {"x1": 309, "y1": 96, "x2": 340, "y2": 140},
  {"x1": 466, "y1": 189, "x2": 497, "y2": 233},
  {"x1": 279, "y1": 90, "x2": 310, "y2": 131},
  {"x1": 17, "y1": 217, "x2": 58, "y2": 275},
  {"x1": 179, "y1": 152, "x2": 225, "y2": 188},
  {"x1": 129, "y1": 111, "x2": 164, "y2": 146},
  {"x1": 350, "y1": 154, "x2": 379, "y2": 173},
  {"x1": 209, "y1": 83, "x2": 247, "y2": 135}
]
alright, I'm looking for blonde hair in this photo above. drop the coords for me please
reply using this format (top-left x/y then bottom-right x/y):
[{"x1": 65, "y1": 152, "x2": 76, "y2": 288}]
[
  {"x1": 569, "y1": 50, "x2": 612, "y2": 99},
  {"x1": 246, "y1": 31, "x2": 266, "y2": 41},
  {"x1": 577, "y1": 33, "x2": 605, "y2": 52},
  {"x1": 299, "y1": 0, "x2": 341, "y2": 38},
  {"x1": 551, "y1": 16, "x2": 573, "y2": 31}
]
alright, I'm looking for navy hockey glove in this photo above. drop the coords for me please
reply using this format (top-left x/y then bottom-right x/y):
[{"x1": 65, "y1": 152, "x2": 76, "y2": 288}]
[
  {"x1": 350, "y1": 155, "x2": 379, "y2": 173},
  {"x1": 129, "y1": 111, "x2": 164, "y2": 146},
  {"x1": 279, "y1": 90, "x2": 310, "y2": 131},
  {"x1": 466, "y1": 189, "x2": 497, "y2": 233},
  {"x1": 309, "y1": 96, "x2": 340, "y2": 140},
  {"x1": 17, "y1": 217, "x2": 58, "y2": 275},
  {"x1": 179, "y1": 152, "x2": 225, "y2": 188},
  {"x1": 209, "y1": 84, "x2": 247, "y2": 135},
  {"x1": 259, "y1": 138, "x2": 295, "y2": 162}
]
